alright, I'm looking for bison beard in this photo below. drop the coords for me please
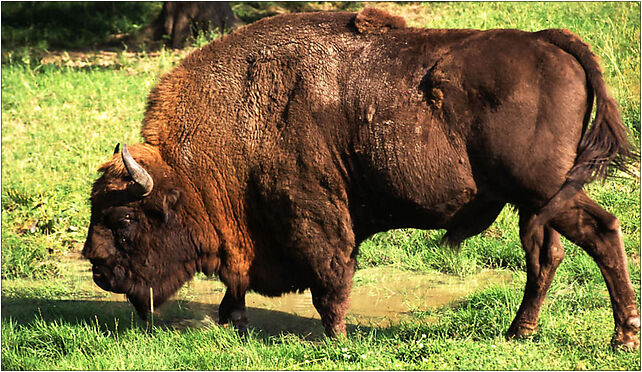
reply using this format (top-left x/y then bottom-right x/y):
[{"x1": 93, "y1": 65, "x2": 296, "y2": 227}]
[
  {"x1": 123, "y1": 242, "x2": 196, "y2": 319},
  {"x1": 83, "y1": 8, "x2": 640, "y2": 348},
  {"x1": 126, "y1": 267, "x2": 193, "y2": 320}
]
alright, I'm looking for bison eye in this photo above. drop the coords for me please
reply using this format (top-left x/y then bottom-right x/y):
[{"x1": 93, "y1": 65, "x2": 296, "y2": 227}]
[
  {"x1": 116, "y1": 214, "x2": 138, "y2": 227},
  {"x1": 112, "y1": 216, "x2": 137, "y2": 233},
  {"x1": 106, "y1": 209, "x2": 138, "y2": 232},
  {"x1": 113, "y1": 216, "x2": 136, "y2": 252}
]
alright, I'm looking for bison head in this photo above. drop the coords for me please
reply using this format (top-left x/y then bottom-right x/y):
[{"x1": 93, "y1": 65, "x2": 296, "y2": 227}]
[{"x1": 83, "y1": 143, "x2": 201, "y2": 318}]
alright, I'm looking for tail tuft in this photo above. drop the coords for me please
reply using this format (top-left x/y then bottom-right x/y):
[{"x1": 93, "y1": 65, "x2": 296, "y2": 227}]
[{"x1": 571, "y1": 100, "x2": 637, "y2": 183}]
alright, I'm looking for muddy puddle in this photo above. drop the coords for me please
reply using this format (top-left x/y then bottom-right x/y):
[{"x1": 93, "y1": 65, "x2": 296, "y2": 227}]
[{"x1": 2, "y1": 252, "x2": 511, "y2": 338}]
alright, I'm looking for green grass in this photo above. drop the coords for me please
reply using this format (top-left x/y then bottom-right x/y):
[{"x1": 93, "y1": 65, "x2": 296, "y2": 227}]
[
  {"x1": 2, "y1": 288, "x2": 640, "y2": 370},
  {"x1": 2, "y1": 1, "x2": 640, "y2": 370}
]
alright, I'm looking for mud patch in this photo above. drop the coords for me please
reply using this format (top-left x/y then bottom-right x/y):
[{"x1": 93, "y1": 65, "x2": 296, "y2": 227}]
[{"x1": 2, "y1": 252, "x2": 511, "y2": 338}]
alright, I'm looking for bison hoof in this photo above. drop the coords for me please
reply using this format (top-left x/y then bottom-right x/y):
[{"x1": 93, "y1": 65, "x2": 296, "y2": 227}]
[
  {"x1": 324, "y1": 323, "x2": 347, "y2": 338},
  {"x1": 506, "y1": 323, "x2": 537, "y2": 340},
  {"x1": 229, "y1": 322, "x2": 247, "y2": 336},
  {"x1": 230, "y1": 310, "x2": 248, "y2": 335},
  {"x1": 611, "y1": 335, "x2": 640, "y2": 350},
  {"x1": 611, "y1": 317, "x2": 641, "y2": 351}
]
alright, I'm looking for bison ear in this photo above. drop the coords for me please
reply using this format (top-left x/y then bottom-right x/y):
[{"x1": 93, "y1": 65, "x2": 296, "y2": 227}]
[{"x1": 161, "y1": 188, "x2": 182, "y2": 223}]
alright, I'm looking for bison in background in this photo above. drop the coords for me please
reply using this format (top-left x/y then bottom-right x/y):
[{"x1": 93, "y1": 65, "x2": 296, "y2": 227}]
[{"x1": 83, "y1": 8, "x2": 640, "y2": 348}]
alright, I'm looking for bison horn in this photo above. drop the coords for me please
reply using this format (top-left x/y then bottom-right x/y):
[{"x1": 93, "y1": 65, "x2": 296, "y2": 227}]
[
  {"x1": 121, "y1": 143, "x2": 154, "y2": 197},
  {"x1": 113, "y1": 143, "x2": 120, "y2": 155}
]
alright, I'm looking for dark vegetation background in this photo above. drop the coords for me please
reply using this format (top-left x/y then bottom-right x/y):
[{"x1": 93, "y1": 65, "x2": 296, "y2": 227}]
[{"x1": 1, "y1": 2, "x2": 361, "y2": 50}]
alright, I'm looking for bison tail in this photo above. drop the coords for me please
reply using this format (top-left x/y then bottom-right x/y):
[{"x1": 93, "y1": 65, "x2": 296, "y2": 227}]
[
  {"x1": 537, "y1": 29, "x2": 636, "y2": 184},
  {"x1": 523, "y1": 30, "x2": 637, "y2": 230}
]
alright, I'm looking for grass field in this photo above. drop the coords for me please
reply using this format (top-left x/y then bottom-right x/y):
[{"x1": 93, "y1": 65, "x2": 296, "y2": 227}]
[{"x1": 1, "y1": 2, "x2": 641, "y2": 370}]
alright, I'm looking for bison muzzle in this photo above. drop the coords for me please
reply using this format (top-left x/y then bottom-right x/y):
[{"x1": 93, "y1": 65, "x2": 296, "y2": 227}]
[{"x1": 83, "y1": 8, "x2": 640, "y2": 348}]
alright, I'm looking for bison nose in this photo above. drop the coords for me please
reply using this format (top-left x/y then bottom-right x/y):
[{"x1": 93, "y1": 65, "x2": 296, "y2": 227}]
[
  {"x1": 82, "y1": 229, "x2": 96, "y2": 259},
  {"x1": 82, "y1": 226, "x2": 111, "y2": 261},
  {"x1": 82, "y1": 239, "x2": 92, "y2": 258},
  {"x1": 90, "y1": 258, "x2": 107, "y2": 268},
  {"x1": 92, "y1": 267, "x2": 112, "y2": 291},
  {"x1": 82, "y1": 241, "x2": 105, "y2": 262}
]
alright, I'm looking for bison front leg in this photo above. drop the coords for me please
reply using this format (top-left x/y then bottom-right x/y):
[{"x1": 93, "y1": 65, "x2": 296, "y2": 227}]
[
  {"x1": 508, "y1": 215, "x2": 565, "y2": 340},
  {"x1": 219, "y1": 288, "x2": 248, "y2": 334},
  {"x1": 310, "y1": 257, "x2": 355, "y2": 338},
  {"x1": 281, "y1": 192, "x2": 356, "y2": 337}
]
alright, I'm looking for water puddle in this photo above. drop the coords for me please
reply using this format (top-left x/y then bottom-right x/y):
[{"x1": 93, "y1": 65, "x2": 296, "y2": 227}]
[{"x1": 2, "y1": 252, "x2": 511, "y2": 338}]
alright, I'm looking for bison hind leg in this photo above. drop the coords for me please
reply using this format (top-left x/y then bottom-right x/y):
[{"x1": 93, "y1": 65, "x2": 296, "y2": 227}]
[
  {"x1": 441, "y1": 199, "x2": 505, "y2": 248},
  {"x1": 507, "y1": 215, "x2": 565, "y2": 340},
  {"x1": 550, "y1": 191, "x2": 640, "y2": 349}
]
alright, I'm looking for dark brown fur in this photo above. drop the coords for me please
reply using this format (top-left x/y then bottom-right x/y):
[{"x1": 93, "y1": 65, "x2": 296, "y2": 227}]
[
  {"x1": 83, "y1": 9, "x2": 639, "y2": 347},
  {"x1": 353, "y1": 6, "x2": 406, "y2": 34}
]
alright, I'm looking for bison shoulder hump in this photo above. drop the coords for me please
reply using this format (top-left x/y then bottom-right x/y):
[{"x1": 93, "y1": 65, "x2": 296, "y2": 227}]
[{"x1": 353, "y1": 7, "x2": 407, "y2": 34}]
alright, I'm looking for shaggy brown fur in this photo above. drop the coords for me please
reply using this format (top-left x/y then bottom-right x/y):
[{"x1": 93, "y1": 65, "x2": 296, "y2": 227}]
[{"x1": 83, "y1": 8, "x2": 639, "y2": 347}]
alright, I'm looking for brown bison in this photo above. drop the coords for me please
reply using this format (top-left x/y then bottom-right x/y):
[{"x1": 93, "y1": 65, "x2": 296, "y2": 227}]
[{"x1": 83, "y1": 8, "x2": 640, "y2": 348}]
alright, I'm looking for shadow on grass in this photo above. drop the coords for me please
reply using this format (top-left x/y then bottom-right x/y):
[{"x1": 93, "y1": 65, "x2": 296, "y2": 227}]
[{"x1": 0, "y1": 296, "x2": 370, "y2": 341}]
